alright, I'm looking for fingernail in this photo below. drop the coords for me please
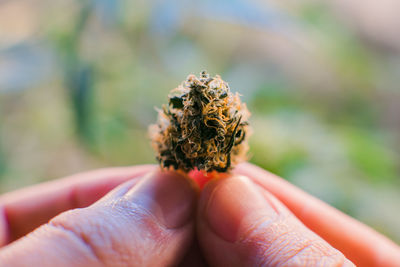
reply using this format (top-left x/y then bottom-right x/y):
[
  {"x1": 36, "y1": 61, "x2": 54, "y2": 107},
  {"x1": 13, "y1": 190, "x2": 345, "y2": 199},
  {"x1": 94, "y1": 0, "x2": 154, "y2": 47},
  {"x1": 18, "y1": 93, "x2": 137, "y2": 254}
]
[
  {"x1": 126, "y1": 171, "x2": 197, "y2": 229},
  {"x1": 203, "y1": 175, "x2": 277, "y2": 242}
]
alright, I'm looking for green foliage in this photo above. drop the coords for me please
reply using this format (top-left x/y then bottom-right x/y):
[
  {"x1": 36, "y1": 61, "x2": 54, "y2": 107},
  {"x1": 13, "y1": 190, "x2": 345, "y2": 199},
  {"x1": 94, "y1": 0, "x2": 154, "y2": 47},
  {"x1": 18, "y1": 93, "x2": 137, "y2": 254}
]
[
  {"x1": 342, "y1": 128, "x2": 398, "y2": 183},
  {"x1": 1, "y1": 0, "x2": 400, "y2": 242}
]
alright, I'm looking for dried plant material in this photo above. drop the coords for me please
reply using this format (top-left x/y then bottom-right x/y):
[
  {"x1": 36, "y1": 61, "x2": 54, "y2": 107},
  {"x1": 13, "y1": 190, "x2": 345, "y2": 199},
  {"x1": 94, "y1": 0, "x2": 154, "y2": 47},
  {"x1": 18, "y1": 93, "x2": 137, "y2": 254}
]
[{"x1": 149, "y1": 71, "x2": 250, "y2": 172}]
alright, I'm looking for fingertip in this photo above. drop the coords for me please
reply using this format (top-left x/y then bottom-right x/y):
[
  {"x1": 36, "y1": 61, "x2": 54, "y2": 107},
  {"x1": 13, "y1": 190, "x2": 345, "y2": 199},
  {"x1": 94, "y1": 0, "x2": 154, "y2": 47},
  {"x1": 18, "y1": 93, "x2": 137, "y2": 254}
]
[
  {"x1": 164, "y1": 169, "x2": 201, "y2": 195},
  {"x1": 197, "y1": 174, "x2": 351, "y2": 267},
  {"x1": 125, "y1": 169, "x2": 197, "y2": 229},
  {"x1": 199, "y1": 175, "x2": 276, "y2": 242}
]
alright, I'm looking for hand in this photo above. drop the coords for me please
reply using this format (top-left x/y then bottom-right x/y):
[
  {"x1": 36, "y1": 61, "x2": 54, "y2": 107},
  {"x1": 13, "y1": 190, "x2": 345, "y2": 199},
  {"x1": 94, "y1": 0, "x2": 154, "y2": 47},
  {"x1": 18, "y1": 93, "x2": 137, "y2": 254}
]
[
  {"x1": 0, "y1": 165, "x2": 197, "y2": 266},
  {"x1": 196, "y1": 163, "x2": 400, "y2": 266},
  {"x1": 0, "y1": 164, "x2": 399, "y2": 266}
]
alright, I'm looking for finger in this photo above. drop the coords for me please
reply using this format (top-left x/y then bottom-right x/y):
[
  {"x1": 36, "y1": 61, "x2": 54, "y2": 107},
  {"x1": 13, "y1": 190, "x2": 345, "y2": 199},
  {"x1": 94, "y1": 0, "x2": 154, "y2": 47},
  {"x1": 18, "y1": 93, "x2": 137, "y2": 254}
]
[
  {"x1": 234, "y1": 162, "x2": 400, "y2": 266},
  {"x1": 178, "y1": 238, "x2": 208, "y2": 267},
  {"x1": 197, "y1": 175, "x2": 354, "y2": 267},
  {"x1": 0, "y1": 170, "x2": 197, "y2": 267},
  {"x1": 0, "y1": 164, "x2": 155, "y2": 244},
  {"x1": 0, "y1": 207, "x2": 6, "y2": 246}
]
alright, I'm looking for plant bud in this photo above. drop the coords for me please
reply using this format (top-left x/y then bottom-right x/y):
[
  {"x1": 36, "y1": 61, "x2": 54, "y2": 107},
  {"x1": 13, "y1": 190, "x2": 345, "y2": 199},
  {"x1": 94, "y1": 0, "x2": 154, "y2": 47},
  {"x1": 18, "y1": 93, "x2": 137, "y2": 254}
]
[{"x1": 149, "y1": 71, "x2": 250, "y2": 172}]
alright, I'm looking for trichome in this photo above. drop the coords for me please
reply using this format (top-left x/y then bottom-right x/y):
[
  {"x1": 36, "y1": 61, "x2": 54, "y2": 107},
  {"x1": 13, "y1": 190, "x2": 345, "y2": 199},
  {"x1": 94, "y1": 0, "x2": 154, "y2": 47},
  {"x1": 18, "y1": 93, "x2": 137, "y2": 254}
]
[{"x1": 149, "y1": 71, "x2": 250, "y2": 172}]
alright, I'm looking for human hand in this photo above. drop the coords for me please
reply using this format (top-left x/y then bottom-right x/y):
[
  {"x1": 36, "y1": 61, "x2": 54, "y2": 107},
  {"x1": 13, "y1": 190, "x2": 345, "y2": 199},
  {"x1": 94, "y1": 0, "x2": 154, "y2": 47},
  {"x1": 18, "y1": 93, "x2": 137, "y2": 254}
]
[
  {"x1": 194, "y1": 163, "x2": 400, "y2": 266},
  {"x1": 1, "y1": 163, "x2": 399, "y2": 266},
  {"x1": 0, "y1": 165, "x2": 197, "y2": 266}
]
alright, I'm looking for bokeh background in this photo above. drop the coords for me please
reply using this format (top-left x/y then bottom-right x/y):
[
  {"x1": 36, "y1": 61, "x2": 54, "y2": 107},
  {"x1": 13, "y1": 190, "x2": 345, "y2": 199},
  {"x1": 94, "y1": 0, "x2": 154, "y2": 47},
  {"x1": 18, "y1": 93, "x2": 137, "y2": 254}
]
[{"x1": 1, "y1": 0, "x2": 400, "y2": 243}]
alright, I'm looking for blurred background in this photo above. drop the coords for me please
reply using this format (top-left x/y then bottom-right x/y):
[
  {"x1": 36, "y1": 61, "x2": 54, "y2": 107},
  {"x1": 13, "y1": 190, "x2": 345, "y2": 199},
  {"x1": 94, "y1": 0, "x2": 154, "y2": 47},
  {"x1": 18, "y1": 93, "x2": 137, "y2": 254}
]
[{"x1": 1, "y1": 0, "x2": 399, "y2": 243}]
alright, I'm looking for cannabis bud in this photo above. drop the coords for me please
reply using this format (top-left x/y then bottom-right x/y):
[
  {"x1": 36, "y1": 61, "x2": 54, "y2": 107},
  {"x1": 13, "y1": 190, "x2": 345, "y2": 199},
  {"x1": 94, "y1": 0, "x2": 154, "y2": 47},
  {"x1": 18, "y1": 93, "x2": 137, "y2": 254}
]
[{"x1": 149, "y1": 71, "x2": 250, "y2": 172}]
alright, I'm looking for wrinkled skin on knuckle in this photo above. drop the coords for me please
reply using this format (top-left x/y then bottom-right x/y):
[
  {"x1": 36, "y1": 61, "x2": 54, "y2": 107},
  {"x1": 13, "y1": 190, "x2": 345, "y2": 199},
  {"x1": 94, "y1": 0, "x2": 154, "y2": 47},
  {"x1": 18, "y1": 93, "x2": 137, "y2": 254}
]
[
  {"x1": 270, "y1": 240, "x2": 348, "y2": 267},
  {"x1": 49, "y1": 199, "x2": 171, "y2": 267},
  {"x1": 238, "y1": 215, "x2": 347, "y2": 267},
  {"x1": 49, "y1": 208, "x2": 125, "y2": 266}
]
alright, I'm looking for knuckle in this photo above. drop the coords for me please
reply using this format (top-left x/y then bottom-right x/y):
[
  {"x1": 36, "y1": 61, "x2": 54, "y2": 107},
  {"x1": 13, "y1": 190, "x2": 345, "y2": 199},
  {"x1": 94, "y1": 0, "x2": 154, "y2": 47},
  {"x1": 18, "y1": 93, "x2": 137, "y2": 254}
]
[
  {"x1": 46, "y1": 214, "x2": 105, "y2": 266},
  {"x1": 49, "y1": 208, "x2": 130, "y2": 266},
  {"x1": 50, "y1": 198, "x2": 170, "y2": 267},
  {"x1": 275, "y1": 241, "x2": 348, "y2": 267},
  {"x1": 239, "y1": 215, "x2": 348, "y2": 267},
  {"x1": 238, "y1": 214, "x2": 290, "y2": 265}
]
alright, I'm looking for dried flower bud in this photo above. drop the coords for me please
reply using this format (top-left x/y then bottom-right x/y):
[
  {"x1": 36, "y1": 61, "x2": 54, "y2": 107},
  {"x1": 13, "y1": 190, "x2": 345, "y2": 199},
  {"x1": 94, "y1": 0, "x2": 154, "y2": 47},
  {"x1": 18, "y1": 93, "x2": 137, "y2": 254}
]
[{"x1": 149, "y1": 71, "x2": 250, "y2": 172}]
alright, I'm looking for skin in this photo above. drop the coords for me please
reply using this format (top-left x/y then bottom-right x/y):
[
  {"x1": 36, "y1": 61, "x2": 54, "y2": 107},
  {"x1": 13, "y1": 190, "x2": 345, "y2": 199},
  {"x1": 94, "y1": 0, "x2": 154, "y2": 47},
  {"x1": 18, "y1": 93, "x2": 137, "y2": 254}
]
[{"x1": 0, "y1": 163, "x2": 398, "y2": 266}]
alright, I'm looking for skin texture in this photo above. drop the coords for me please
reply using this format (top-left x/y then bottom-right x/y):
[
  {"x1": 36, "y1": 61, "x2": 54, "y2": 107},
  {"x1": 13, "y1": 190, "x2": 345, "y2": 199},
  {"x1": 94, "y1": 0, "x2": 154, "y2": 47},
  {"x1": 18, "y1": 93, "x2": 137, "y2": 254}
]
[
  {"x1": 0, "y1": 163, "x2": 399, "y2": 266},
  {"x1": 233, "y1": 163, "x2": 400, "y2": 266}
]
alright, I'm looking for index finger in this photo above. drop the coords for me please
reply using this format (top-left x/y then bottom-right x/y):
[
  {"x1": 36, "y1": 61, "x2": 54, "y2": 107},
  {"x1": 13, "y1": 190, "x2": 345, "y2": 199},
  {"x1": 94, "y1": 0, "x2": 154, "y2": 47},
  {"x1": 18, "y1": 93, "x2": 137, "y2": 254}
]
[
  {"x1": 0, "y1": 164, "x2": 156, "y2": 245},
  {"x1": 234, "y1": 162, "x2": 400, "y2": 267}
]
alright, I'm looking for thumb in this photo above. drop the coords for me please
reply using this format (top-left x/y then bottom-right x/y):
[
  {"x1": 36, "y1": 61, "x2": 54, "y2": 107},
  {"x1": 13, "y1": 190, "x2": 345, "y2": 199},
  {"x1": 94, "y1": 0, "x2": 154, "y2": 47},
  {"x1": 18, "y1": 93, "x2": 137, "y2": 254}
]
[
  {"x1": 197, "y1": 175, "x2": 354, "y2": 267},
  {"x1": 0, "y1": 170, "x2": 197, "y2": 267}
]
